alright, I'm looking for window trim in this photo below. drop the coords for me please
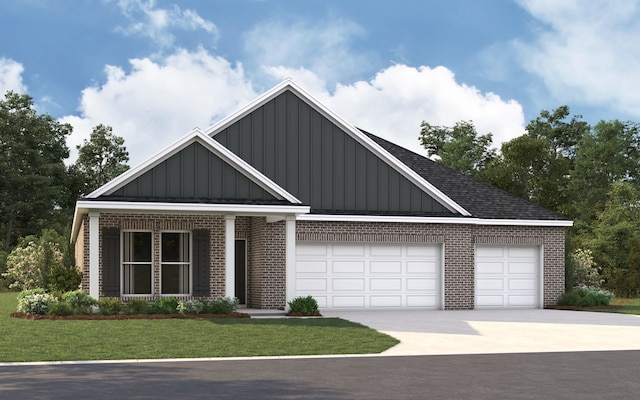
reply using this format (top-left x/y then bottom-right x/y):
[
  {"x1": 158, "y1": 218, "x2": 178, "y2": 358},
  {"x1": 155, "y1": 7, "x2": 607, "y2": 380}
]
[
  {"x1": 121, "y1": 230, "x2": 154, "y2": 297},
  {"x1": 159, "y1": 230, "x2": 193, "y2": 296}
]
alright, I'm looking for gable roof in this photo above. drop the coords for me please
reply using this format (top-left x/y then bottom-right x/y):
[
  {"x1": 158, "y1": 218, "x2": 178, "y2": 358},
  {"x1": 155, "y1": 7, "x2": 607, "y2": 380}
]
[
  {"x1": 205, "y1": 79, "x2": 471, "y2": 217},
  {"x1": 363, "y1": 131, "x2": 569, "y2": 221}
]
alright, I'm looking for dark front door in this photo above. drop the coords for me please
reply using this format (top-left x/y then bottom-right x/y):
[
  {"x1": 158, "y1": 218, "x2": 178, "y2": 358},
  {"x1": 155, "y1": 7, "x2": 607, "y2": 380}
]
[{"x1": 235, "y1": 239, "x2": 247, "y2": 305}]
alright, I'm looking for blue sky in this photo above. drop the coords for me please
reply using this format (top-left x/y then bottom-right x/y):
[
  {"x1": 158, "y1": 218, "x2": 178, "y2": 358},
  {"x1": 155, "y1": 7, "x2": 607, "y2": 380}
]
[{"x1": 1, "y1": 0, "x2": 639, "y2": 166}]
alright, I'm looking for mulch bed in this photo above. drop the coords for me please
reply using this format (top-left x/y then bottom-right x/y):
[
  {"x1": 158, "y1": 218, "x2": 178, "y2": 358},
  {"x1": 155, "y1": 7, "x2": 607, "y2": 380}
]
[
  {"x1": 10, "y1": 312, "x2": 251, "y2": 320},
  {"x1": 286, "y1": 312, "x2": 322, "y2": 317},
  {"x1": 544, "y1": 305, "x2": 624, "y2": 311}
]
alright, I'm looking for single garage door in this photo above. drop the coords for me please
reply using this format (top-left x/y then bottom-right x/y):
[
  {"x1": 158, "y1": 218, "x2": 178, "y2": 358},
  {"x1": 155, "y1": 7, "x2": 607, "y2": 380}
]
[
  {"x1": 475, "y1": 245, "x2": 541, "y2": 309},
  {"x1": 295, "y1": 242, "x2": 441, "y2": 309}
]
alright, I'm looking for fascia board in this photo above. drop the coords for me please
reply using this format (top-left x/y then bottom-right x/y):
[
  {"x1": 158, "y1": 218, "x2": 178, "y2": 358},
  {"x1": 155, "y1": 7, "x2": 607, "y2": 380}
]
[
  {"x1": 76, "y1": 200, "x2": 310, "y2": 215},
  {"x1": 297, "y1": 214, "x2": 573, "y2": 227},
  {"x1": 85, "y1": 129, "x2": 301, "y2": 204},
  {"x1": 206, "y1": 79, "x2": 471, "y2": 216}
]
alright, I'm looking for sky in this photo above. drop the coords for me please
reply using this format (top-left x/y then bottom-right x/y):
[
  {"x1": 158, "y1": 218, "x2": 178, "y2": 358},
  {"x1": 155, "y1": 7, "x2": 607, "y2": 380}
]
[{"x1": 1, "y1": 0, "x2": 639, "y2": 167}]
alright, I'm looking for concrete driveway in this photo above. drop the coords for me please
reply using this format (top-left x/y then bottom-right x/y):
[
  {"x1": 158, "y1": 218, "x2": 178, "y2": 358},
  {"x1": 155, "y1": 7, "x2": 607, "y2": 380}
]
[{"x1": 322, "y1": 309, "x2": 640, "y2": 355}]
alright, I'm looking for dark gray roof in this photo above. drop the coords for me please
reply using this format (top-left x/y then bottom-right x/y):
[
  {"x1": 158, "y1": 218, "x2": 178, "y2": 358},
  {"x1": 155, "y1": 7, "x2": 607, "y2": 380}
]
[{"x1": 362, "y1": 130, "x2": 569, "y2": 221}]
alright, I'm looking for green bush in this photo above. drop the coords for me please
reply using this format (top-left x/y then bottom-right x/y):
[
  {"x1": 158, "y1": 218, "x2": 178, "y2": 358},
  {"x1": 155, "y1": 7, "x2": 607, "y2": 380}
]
[
  {"x1": 151, "y1": 297, "x2": 179, "y2": 314},
  {"x1": 49, "y1": 301, "x2": 74, "y2": 316},
  {"x1": 98, "y1": 297, "x2": 122, "y2": 315},
  {"x1": 177, "y1": 299, "x2": 204, "y2": 314},
  {"x1": 288, "y1": 295, "x2": 320, "y2": 315},
  {"x1": 123, "y1": 298, "x2": 150, "y2": 315},
  {"x1": 62, "y1": 290, "x2": 97, "y2": 314},
  {"x1": 17, "y1": 289, "x2": 57, "y2": 315},
  {"x1": 204, "y1": 297, "x2": 239, "y2": 314},
  {"x1": 557, "y1": 286, "x2": 614, "y2": 307}
]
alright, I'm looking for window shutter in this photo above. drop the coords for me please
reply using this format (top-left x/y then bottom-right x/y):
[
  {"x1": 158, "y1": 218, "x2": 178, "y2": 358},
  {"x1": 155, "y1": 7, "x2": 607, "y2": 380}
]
[
  {"x1": 192, "y1": 229, "x2": 211, "y2": 297},
  {"x1": 102, "y1": 227, "x2": 121, "y2": 297}
]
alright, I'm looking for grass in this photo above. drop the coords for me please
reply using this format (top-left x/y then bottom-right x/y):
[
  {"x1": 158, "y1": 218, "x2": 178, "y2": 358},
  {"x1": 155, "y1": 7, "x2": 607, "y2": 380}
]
[
  {"x1": 0, "y1": 292, "x2": 399, "y2": 362},
  {"x1": 604, "y1": 297, "x2": 640, "y2": 315}
]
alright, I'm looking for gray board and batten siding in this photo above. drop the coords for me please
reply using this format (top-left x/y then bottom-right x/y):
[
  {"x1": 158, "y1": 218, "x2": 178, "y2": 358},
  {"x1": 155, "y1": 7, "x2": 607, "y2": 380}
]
[
  {"x1": 101, "y1": 141, "x2": 286, "y2": 205},
  {"x1": 213, "y1": 90, "x2": 457, "y2": 216}
]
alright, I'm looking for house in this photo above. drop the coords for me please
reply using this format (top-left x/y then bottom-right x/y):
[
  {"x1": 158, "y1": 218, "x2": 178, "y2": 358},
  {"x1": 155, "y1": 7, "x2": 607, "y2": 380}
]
[{"x1": 71, "y1": 79, "x2": 572, "y2": 310}]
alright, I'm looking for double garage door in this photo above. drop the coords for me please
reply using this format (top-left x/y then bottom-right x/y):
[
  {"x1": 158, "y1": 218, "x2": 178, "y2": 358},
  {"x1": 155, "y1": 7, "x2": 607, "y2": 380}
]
[{"x1": 295, "y1": 242, "x2": 541, "y2": 310}]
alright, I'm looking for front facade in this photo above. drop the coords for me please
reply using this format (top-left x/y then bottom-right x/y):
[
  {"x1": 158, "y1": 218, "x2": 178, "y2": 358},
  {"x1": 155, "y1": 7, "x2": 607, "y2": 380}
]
[{"x1": 72, "y1": 80, "x2": 571, "y2": 310}]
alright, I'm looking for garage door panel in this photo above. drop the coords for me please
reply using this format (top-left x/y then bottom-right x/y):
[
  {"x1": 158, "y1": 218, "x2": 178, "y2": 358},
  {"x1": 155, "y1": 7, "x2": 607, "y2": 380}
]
[
  {"x1": 315, "y1": 296, "x2": 328, "y2": 308},
  {"x1": 332, "y1": 278, "x2": 365, "y2": 291},
  {"x1": 476, "y1": 245, "x2": 540, "y2": 309},
  {"x1": 333, "y1": 244, "x2": 365, "y2": 256},
  {"x1": 332, "y1": 261, "x2": 365, "y2": 273},
  {"x1": 370, "y1": 296, "x2": 402, "y2": 307},
  {"x1": 370, "y1": 245, "x2": 402, "y2": 257},
  {"x1": 370, "y1": 261, "x2": 402, "y2": 274},
  {"x1": 296, "y1": 278, "x2": 327, "y2": 291},
  {"x1": 332, "y1": 296, "x2": 365, "y2": 308},
  {"x1": 407, "y1": 278, "x2": 437, "y2": 291},
  {"x1": 407, "y1": 261, "x2": 438, "y2": 274},
  {"x1": 296, "y1": 243, "x2": 441, "y2": 310},
  {"x1": 477, "y1": 278, "x2": 504, "y2": 290},
  {"x1": 297, "y1": 261, "x2": 328, "y2": 274},
  {"x1": 370, "y1": 278, "x2": 402, "y2": 291},
  {"x1": 508, "y1": 262, "x2": 536, "y2": 274},
  {"x1": 508, "y1": 278, "x2": 536, "y2": 291},
  {"x1": 476, "y1": 262, "x2": 504, "y2": 274}
]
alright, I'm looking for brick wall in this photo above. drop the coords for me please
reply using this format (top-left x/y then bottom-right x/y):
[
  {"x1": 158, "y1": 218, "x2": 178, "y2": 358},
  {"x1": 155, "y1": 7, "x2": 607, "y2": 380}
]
[{"x1": 296, "y1": 221, "x2": 565, "y2": 309}]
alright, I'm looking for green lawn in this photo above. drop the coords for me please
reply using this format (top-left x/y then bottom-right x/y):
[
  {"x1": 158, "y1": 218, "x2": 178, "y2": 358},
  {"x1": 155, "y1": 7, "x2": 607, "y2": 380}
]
[
  {"x1": 605, "y1": 297, "x2": 640, "y2": 315},
  {"x1": 0, "y1": 292, "x2": 399, "y2": 362}
]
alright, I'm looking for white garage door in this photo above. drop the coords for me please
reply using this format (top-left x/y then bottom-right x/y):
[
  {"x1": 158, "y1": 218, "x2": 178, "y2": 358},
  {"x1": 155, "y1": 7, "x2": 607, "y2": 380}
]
[
  {"x1": 475, "y1": 245, "x2": 541, "y2": 309},
  {"x1": 295, "y1": 243, "x2": 441, "y2": 309}
]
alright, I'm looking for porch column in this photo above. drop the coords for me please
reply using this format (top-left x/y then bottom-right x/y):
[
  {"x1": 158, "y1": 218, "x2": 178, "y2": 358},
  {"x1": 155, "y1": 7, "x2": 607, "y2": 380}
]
[
  {"x1": 225, "y1": 215, "x2": 236, "y2": 298},
  {"x1": 88, "y1": 212, "x2": 100, "y2": 299},
  {"x1": 285, "y1": 215, "x2": 296, "y2": 310}
]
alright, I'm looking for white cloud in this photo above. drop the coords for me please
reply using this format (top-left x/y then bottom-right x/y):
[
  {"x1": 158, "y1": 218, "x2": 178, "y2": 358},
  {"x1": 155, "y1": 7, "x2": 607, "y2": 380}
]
[
  {"x1": 245, "y1": 18, "x2": 373, "y2": 85},
  {"x1": 115, "y1": 0, "x2": 218, "y2": 48},
  {"x1": 269, "y1": 64, "x2": 525, "y2": 155},
  {"x1": 515, "y1": 0, "x2": 640, "y2": 117},
  {"x1": 60, "y1": 48, "x2": 257, "y2": 166},
  {"x1": 0, "y1": 58, "x2": 27, "y2": 95}
]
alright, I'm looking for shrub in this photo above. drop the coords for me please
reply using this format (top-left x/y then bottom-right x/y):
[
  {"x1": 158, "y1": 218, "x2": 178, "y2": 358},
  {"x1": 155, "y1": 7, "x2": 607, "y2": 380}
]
[
  {"x1": 151, "y1": 297, "x2": 179, "y2": 314},
  {"x1": 49, "y1": 301, "x2": 74, "y2": 316},
  {"x1": 557, "y1": 286, "x2": 615, "y2": 307},
  {"x1": 98, "y1": 297, "x2": 122, "y2": 315},
  {"x1": 17, "y1": 289, "x2": 57, "y2": 315},
  {"x1": 177, "y1": 299, "x2": 204, "y2": 315},
  {"x1": 123, "y1": 298, "x2": 150, "y2": 315},
  {"x1": 568, "y1": 249, "x2": 602, "y2": 289},
  {"x1": 62, "y1": 290, "x2": 97, "y2": 314},
  {"x1": 288, "y1": 295, "x2": 320, "y2": 315},
  {"x1": 204, "y1": 297, "x2": 239, "y2": 314}
]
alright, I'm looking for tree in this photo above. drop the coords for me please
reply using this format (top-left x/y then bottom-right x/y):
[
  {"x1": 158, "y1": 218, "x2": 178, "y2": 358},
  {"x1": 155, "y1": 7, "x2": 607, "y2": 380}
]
[
  {"x1": 72, "y1": 124, "x2": 130, "y2": 195},
  {"x1": 484, "y1": 106, "x2": 589, "y2": 215},
  {"x1": 418, "y1": 120, "x2": 496, "y2": 178},
  {"x1": 0, "y1": 91, "x2": 71, "y2": 248},
  {"x1": 568, "y1": 120, "x2": 640, "y2": 233}
]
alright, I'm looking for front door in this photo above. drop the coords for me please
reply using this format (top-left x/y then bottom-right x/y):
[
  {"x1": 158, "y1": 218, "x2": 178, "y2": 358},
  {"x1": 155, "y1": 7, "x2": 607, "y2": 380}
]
[{"x1": 235, "y1": 239, "x2": 247, "y2": 305}]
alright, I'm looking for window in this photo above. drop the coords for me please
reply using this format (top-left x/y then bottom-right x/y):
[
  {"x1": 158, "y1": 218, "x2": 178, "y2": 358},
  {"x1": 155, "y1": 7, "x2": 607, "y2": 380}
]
[
  {"x1": 161, "y1": 232, "x2": 191, "y2": 295},
  {"x1": 122, "y1": 231, "x2": 152, "y2": 295}
]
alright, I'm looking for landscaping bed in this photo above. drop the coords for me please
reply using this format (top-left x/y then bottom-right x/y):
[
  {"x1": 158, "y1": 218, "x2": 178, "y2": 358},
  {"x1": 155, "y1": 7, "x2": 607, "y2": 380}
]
[
  {"x1": 10, "y1": 311, "x2": 250, "y2": 320},
  {"x1": 545, "y1": 305, "x2": 623, "y2": 311}
]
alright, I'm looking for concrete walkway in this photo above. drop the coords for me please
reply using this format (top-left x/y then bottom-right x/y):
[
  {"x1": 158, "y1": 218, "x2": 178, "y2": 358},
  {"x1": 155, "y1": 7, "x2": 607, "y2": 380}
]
[{"x1": 322, "y1": 309, "x2": 640, "y2": 355}]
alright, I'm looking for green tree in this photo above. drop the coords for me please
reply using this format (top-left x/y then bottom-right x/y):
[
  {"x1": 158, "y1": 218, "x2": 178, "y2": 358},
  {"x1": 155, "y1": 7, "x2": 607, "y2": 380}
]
[
  {"x1": 484, "y1": 106, "x2": 589, "y2": 215},
  {"x1": 418, "y1": 120, "x2": 496, "y2": 178},
  {"x1": 568, "y1": 120, "x2": 640, "y2": 233},
  {"x1": 72, "y1": 124, "x2": 130, "y2": 195},
  {"x1": 0, "y1": 91, "x2": 71, "y2": 248}
]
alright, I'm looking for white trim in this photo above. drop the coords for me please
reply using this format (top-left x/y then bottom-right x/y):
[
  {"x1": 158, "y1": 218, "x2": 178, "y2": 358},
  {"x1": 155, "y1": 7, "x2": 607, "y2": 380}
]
[
  {"x1": 285, "y1": 216, "x2": 296, "y2": 311},
  {"x1": 88, "y1": 212, "x2": 100, "y2": 300},
  {"x1": 225, "y1": 216, "x2": 235, "y2": 299},
  {"x1": 297, "y1": 213, "x2": 573, "y2": 227},
  {"x1": 205, "y1": 79, "x2": 471, "y2": 216},
  {"x1": 86, "y1": 129, "x2": 302, "y2": 204}
]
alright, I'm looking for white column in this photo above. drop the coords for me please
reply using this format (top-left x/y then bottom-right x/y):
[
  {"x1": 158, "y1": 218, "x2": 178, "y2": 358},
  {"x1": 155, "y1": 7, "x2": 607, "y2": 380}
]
[
  {"x1": 88, "y1": 212, "x2": 100, "y2": 299},
  {"x1": 285, "y1": 215, "x2": 296, "y2": 310},
  {"x1": 225, "y1": 215, "x2": 236, "y2": 298}
]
